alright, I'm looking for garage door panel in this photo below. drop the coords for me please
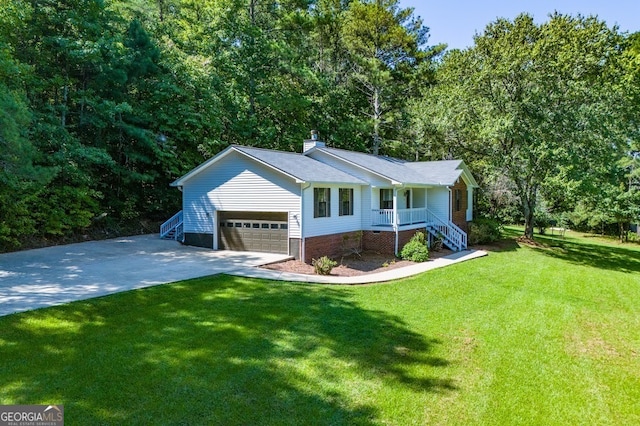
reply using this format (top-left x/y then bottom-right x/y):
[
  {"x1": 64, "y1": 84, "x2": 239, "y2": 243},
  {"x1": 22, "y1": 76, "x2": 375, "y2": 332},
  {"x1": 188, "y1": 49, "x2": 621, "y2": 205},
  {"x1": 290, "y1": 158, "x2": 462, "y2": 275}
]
[{"x1": 218, "y1": 212, "x2": 288, "y2": 254}]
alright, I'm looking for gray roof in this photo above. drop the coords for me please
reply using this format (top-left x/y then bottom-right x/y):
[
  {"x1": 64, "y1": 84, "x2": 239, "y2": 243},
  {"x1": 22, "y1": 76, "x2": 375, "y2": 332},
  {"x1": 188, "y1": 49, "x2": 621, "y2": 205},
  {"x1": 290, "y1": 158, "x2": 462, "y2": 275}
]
[
  {"x1": 171, "y1": 145, "x2": 366, "y2": 186},
  {"x1": 405, "y1": 160, "x2": 465, "y2": 186},
  {"x1": 316, "y1": 147, "x2": 465, "y2": 186},
  {"x1": 234, "y1": 146, "x2": 366, "y2": 184},
  {"x1": 173, "y1": 144, "x2": 474, "y2": 188}
]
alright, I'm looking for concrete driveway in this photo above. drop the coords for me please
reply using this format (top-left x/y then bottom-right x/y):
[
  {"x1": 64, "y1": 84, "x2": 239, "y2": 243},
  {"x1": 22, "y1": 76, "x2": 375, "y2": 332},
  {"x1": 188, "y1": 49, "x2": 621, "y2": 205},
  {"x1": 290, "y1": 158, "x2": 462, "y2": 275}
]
[{"x1": 0, "y1": 235, "x2": 291, "y2": 317}]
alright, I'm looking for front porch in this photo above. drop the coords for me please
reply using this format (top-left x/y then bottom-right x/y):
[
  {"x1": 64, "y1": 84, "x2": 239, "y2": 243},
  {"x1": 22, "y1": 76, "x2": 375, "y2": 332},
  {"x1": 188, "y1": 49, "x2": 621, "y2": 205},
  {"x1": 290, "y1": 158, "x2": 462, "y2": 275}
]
[
  {"x1": 371, "y1": 207, "x2": 468, "y2": 251},
  {"x1": 372, "y1": 207, "x2": 429, "y2": 227}
]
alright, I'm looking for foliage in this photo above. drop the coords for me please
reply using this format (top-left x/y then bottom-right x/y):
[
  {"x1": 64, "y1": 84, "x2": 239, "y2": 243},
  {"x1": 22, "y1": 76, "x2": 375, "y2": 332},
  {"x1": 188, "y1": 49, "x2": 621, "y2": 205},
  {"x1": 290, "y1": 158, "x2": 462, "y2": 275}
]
[
  {"x1": 341, "y1": 0, "x2": 439, "y2": 154},
  {"x1": 400, "y1": 231, "x2": 429, "y2": 262},
  {"x1": 312, "y1": 255, "x2": 338, "y2": 275},
  {"x1": 421, "y1": 14, "x2": 630, "y2": 239},
  {"x1": 468, "y1": 218, "x2": 502, "y2": 245},
  {"x1": 0, "y1": 0, "x2": 445, "y2": 250}
]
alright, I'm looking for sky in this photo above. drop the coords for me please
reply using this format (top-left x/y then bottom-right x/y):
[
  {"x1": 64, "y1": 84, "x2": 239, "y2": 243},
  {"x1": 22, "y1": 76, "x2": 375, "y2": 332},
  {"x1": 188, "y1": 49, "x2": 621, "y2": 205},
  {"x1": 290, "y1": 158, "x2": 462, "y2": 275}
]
[{"x1": 398, "y1": 0, "x2": 640, "y2": 50}]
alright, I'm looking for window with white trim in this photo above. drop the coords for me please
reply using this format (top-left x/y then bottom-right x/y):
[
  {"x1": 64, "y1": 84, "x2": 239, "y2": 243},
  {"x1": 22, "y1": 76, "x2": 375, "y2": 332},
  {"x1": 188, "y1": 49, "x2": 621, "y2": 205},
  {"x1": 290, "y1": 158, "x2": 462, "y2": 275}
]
[
  {"x1": 339, "y1": 188, "x2": 354, "y2": 216},
  {"x1": 380, "y1": 189, "x2": 393, "y2": 209},
  {"x1": 314, "y1": 187, "x2": 331, "y2": 218}
]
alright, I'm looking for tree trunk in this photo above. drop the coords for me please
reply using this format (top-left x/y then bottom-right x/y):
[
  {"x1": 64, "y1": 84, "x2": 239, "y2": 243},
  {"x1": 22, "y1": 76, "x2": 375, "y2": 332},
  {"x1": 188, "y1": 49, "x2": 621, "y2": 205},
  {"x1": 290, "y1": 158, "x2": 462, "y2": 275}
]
[
  {"x1": 372, "y1": 86, "x2": 381, "y2": 155},
  {"x1": 248, "y1": 0, "x2": 257, "y2": 118},
  {"x1": 158, "y1": 0, "x2": 165, "y2": 22},
  {"x1": 523, "y1": 200, "x2": 535, "y2": 239},
  {"x1": 515, "y1": 178, "x2": 537, "y2": 240}
]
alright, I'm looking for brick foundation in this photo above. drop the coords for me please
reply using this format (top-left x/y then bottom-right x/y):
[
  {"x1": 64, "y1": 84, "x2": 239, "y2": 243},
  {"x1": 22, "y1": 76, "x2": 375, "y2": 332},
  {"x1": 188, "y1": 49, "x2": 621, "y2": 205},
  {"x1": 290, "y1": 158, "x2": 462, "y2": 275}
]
[
  {"x1": 303, "y1": 231, "x2": 363, "y2": 263},
  {"x1": 362, "y1": 228, "x2": 426, "y2": 254},
  {"x1": 303, "y1": 228, "x2": 426, "y2": 263}
]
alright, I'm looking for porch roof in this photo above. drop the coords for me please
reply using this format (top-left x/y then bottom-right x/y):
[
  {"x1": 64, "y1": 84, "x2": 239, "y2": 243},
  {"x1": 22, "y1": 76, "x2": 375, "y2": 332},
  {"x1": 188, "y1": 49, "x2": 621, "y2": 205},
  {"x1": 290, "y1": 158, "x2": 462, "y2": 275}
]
[{"x1": 311, "y1": 147, "x2": 475, "y2": 187}]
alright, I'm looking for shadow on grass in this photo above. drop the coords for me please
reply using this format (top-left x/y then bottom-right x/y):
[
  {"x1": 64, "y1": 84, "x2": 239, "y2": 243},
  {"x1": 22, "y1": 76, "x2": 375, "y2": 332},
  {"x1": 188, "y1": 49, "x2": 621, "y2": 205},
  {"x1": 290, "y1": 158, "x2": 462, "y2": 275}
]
[
  {"x1": 505, "y1": 227, "x2": 640, "y2": 274},
  {"x1": 535, "y1": 238, "x2": 640, "y2": 274},
  {"x1": 0, "y1": 276, "x2": 453, "y2": 425}
]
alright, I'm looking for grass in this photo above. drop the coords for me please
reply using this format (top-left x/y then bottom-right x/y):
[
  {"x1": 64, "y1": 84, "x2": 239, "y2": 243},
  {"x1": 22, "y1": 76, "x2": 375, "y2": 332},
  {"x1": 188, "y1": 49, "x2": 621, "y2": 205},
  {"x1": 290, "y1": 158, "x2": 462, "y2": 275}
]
[{"x1": 1, "y1": 228, "x2": 639, "y2": 424}]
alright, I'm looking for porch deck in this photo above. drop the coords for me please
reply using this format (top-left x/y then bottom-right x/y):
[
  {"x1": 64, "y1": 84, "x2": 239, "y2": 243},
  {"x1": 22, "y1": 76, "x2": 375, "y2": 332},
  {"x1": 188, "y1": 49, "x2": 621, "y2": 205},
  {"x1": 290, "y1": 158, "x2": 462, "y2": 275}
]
[{"x1": 371, "y1": 207, "x2": 467, "y2": 251}]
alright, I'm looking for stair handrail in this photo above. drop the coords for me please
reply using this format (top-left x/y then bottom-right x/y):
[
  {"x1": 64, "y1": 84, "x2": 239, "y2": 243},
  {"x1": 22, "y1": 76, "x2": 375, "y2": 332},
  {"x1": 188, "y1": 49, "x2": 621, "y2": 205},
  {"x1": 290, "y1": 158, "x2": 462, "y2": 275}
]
[
  {"x1": 424, "y1": 208, "x2": 467, "y2": 250},
  {"x1": 174, "y1": 222, "x2": 184, "y2": 242},
  {"x1": 160, "y1": 210, "x2": 183, "y2": 238}
]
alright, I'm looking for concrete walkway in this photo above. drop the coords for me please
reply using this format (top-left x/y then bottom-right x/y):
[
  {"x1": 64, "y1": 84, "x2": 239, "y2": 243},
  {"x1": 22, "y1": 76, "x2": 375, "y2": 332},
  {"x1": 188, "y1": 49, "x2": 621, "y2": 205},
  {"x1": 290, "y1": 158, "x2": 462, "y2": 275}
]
[
  {"x1": 0, "y1": 235, "x2": 487, "y2": 317},
  {"x1": 235, "y1": 249, "x2": 487, "y2": 284}
]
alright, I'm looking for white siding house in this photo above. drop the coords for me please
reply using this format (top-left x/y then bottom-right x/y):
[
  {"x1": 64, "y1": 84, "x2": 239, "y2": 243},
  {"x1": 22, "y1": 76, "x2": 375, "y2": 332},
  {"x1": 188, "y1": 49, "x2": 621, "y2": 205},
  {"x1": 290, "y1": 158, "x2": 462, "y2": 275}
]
[
  {"x1": 163, "y1": 140, "x2": 479, "y2": 262},
  {"x1": 181, "y1": 150, "x2": 302, "y2": 248}
]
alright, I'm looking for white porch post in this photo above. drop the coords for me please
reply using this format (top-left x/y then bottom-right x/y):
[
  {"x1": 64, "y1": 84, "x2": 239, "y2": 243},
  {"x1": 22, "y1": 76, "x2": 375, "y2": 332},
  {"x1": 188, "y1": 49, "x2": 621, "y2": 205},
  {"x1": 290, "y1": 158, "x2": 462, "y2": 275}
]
[
  {"x1": 393, "y1": 187, "x2": 399, "y2": 255},
  {"x1": 393, "y1": 187, "x2": 398, "y2": 226}
]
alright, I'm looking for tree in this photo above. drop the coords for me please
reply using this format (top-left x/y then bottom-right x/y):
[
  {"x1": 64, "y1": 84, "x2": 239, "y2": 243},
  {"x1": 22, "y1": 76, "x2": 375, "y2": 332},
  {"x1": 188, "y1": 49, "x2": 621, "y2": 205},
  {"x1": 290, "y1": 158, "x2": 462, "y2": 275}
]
[
  {"x1": 0, "y1": 41, "x2": 55, "y2": 249},
  {"x1": 342, "y1": 0, "x2": 436, "y2": 154},
  {"x1": 425, "y1": 14, "x2": 628, "y2": 239}
]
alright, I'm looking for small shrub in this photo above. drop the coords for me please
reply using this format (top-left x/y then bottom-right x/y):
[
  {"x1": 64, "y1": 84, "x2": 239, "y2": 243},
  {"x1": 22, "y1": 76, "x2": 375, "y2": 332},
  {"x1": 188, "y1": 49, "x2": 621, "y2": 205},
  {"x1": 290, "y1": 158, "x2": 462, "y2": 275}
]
[
  {"x1": 312, "y1": 256, "x2": 337, "y2": 275},
  {"x1": 469, "y1": 218, "x2": 502, "y2": 245},
  {"x1": 400, "y1": 231, "x2": 429, "y2": 262},
  {"x1": 431, "y1": 233, "x2": 444, "y2": 252}
]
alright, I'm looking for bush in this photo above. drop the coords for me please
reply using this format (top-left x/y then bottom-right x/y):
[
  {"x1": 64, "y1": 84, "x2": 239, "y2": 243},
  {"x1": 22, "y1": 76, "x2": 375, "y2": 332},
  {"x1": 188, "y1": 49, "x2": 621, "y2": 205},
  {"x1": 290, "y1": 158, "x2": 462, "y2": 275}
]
[
  {"x1": 469, "y1": 218, "x2": 502, "y2": 245},
  {"x1": 431, "y1": 233, "x2": 444, "y2": 252},
  {"x1": 312, "y1": 256, "x2": 337, "y2": 275},
  {"x1": 400, "y1": 231, "x2": 429, "y2": 262}
]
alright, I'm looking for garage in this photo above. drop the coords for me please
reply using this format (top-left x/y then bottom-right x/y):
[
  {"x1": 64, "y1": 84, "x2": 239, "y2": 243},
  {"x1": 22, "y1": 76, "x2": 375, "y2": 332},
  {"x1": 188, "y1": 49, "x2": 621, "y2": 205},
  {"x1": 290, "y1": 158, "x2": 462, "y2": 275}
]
[{"x1": 218, "y1": 211, "x2": 289, "y2": 254}]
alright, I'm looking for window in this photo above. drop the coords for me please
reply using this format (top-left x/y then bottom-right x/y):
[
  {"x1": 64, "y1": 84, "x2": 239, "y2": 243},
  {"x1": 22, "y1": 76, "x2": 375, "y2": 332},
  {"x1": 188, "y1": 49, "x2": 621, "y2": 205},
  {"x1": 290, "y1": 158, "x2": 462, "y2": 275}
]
[
  {"x1": 314, "y1": 188, "x2": 331, "y2": 218},
  {"x1": 380, "y1": 189, "x2": 393, "y2": 210},
  {"x1": 339, "y1": 188, "x2": 354, "y2": 216},
  {"x1": 455, "y1": 189, "x2": 462, "y2": 212}
]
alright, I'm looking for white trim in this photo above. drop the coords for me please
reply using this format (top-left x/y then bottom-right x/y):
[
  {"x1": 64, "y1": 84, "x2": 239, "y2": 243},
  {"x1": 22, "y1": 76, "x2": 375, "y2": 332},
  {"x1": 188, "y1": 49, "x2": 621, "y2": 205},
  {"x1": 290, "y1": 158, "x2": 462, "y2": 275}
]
[
  {"x1": 213, "y1": 210, "x2": 218, "y2": 249},
  {"x1": 459, "y1": 162, "x2": 479, "y2": 188},
  {"x1": 172, "y1": 146, "x2": 305, "y2": 187}
]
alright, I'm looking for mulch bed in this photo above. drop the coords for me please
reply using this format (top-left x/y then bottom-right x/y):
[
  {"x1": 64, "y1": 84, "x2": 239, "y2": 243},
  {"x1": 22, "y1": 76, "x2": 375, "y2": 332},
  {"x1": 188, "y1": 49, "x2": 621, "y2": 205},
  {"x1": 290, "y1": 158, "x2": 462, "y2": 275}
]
[{"x1": 262, "y1": 249, "x2": 454, "y2": 277}]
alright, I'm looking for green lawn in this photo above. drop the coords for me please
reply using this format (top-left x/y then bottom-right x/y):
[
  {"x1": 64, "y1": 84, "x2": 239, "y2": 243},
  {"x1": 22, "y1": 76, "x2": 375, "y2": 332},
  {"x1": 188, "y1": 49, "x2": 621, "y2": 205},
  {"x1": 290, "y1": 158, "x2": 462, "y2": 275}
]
[{"x1": 1, "y1": 229, "x2": 639, "y2": 425}]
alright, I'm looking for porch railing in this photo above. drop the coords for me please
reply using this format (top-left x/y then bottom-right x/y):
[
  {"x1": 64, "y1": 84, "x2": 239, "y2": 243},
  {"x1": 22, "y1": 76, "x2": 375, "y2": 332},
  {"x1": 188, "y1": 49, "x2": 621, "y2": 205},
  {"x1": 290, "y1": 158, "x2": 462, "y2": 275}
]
[
  {"x1": 371, "y1": 207, "x2": 467, "y2": 251},
  {"x1": 397, "y1": 207, "x2": 427, "y2": 225},
  {"x1": 372, "y1": 209, "x2": 395, "y2": 226},
  {"x1": 372, "y1": 207, "x2": 427, "y2": 226},
  {"x1": 423, "y1": 208, "x2": 467, "y2": 250}
]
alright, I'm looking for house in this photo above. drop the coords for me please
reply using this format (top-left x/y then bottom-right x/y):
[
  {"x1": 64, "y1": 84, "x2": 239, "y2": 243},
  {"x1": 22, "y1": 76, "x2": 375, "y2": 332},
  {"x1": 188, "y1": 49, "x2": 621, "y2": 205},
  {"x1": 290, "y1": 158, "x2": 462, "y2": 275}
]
[{"x1": 161, "y1": 134, "x2": 478, "y2": 263}]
